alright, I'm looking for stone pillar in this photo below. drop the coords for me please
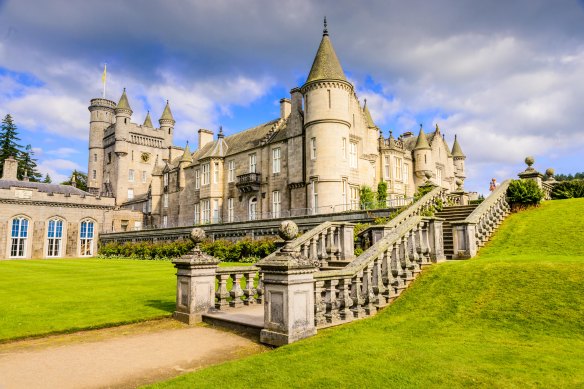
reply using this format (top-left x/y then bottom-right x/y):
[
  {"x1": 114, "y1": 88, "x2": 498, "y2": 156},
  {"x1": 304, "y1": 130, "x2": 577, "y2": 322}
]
[
  {"x1": 339, "y1": 224, "x2": 355, "y2": 261},
  {"x1": 257, "y1": 221, "x2": 319, "y2": 346},
  {"x1": 450, "y1": 222, "x2": 477, "y2": 259},
  {"x1": 518, "y1": 156, "x2": 544, "y2": 187},
  {"x1": 172, "y1": 228, "x2": 219, "y2": 324},
  {"x1": 427, "y1": 218, "x2": 446, "y2": 262}
]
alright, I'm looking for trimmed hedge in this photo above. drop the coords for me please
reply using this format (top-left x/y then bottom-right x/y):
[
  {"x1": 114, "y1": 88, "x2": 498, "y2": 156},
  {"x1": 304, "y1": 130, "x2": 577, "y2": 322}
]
[
  {"x1": 551, "y1": 180, "x2": 584, "y2": 199},
  {"x1": 98, "y1": 237, "x2": 278, "y2": 262},
  {"x1": 506, "y1": 179, "x2": 544, "y2": 210}
]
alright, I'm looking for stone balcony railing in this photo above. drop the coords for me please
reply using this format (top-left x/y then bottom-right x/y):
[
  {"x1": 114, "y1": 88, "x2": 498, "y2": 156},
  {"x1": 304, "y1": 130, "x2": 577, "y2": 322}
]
[
  {"x1": 215, "y1": 266, "x2": 262, "y2": 309},
  {"x1": 236, "y1": 172, "x2": 261, "y2": 192}
]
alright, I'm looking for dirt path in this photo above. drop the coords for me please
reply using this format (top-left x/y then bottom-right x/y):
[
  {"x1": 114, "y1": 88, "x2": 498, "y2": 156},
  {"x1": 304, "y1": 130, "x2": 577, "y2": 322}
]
[{"x1": 0, "y1": 319, "x2": 267, "y2": 389}]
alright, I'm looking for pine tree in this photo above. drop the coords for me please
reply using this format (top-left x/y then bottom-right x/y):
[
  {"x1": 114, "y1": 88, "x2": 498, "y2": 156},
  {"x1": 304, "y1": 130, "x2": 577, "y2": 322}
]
[
  {"x1": 18, "y1": 144, "x2": 42, "y2": 181},
  {"x1": 0, "y1": 114, "x2": 23, "y2": 174},
  {"x1": 43, "y1": 173, "x2": 52, "y2": 183}
]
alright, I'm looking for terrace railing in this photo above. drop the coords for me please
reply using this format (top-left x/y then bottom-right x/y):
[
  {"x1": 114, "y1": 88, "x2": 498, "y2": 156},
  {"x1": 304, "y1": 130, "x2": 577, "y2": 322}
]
[{"x1": 214, "y1": 266, "x2": 262, "y2": 309}]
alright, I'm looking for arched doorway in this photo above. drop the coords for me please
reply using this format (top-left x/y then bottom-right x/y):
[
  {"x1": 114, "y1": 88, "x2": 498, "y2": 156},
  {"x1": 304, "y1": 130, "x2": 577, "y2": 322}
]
[{"x1": 248, "y1": 197, "x2": 257, "y2": 221}]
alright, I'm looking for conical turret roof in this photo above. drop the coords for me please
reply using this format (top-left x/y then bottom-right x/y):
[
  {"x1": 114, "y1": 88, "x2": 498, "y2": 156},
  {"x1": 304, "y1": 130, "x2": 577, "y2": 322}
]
[
  {"x1": 160, "y1": 100, "x2": 174, "y2": 121},
  {"x1": 451, "y1": 135, "x2": 465, "y2": 158},
  {"x1": 306, "y1": 20, "x2": 347, "y2": 84},
  {"x1": 143, "y1": 111, "x2": 153, "y2": 127},
  {"x1": 363, "y1": 100, "x2": 376, "y2": 128},
  {"x1": 180, "y1": 142, "x2": 193, "y2": 163},
  {"x1": 116, "y1": 88, "x2": 132, "y2": 111},
  {"x1": 414, "y1": 125, "x2": 431, "y2": 150}
]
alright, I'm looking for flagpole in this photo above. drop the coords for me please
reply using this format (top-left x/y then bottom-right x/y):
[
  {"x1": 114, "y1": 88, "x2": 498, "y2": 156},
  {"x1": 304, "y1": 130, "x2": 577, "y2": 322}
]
[{"x1": 102, "y1": 63, "x2": 107, "y2": 98}]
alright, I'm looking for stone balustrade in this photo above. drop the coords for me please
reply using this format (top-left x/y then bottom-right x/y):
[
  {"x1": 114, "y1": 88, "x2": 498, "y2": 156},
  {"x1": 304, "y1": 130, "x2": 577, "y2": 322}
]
[
  {"x1": 313, "y1": 216, "x2": 444, "y2": 328},
  {"x1": 450, "y1": 179, "x2": 511, "y2": 259},
  {"x1": 542, "y1": 181, "x2": 555, "y2": 200},
  {"x1": 214, "y1": 266, "x2": 262, "y2": 309}
]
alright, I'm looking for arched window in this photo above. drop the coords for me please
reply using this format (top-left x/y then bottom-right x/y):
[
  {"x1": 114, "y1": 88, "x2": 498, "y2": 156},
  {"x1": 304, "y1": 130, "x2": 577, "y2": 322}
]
[
  {"x1": 79, "y1": 220, "x2": 95, "y2": 256},
  {"x1": 10, "y1": 217, "x2": 29, "y2": 258},
  {"x1": 249, "y1": 197, "x2": 257, "y2": 221},
  {"x1": 47, "y1": 218, "x2": 64, "y2": 257}
]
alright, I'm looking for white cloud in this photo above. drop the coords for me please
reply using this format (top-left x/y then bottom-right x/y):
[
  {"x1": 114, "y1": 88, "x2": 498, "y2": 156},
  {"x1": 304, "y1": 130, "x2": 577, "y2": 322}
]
[{"x1": 36, "y1": 158, "x2": 82, "y2": 184}]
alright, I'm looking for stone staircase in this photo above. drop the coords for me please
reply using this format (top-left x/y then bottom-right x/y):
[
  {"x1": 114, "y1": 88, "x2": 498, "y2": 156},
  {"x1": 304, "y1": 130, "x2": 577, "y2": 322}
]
[{"x1": 435, "y1": 205, "x2": 479, "y2": 259}]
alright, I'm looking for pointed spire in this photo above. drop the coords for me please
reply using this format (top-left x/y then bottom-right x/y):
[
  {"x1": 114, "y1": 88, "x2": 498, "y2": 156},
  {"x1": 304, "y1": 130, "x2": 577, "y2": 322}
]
[
  {"x1": 363, "y1": 99, "x2": 376, "y2": 129},
  {"x1": 181, "y1": 141, "x2": 193, "y2": 163},
  {"x1": 305, "y1": 19, "x2": 347, "y2": 84},
  {"x1": 218, "y1": 126, "x2": 224, "y2": 139},
  {"x1": 160, "y1": 100, "x2": 174, "y2": 122},
  {"x1": 451, "y1": 134, "x2": 466, "y2": 158},
  {"x1": 323, "y1": 16, "x2": 328, "y2": 36},
  {"x1": 143, "y1": 111, "x2": 153, "y2": 127},
  {"x1": 116, "y1": 88, "x2": 132, "y2": 112},
  {"x1": 434, "y1": 123, "x2": 440, "y2": 134},
  {"x1": 414, "y1": 124, "x2": 431, "y2": 150}
]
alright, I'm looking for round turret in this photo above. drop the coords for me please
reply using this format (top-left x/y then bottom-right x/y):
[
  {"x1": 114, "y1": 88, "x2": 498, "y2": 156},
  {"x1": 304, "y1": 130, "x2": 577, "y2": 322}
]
[
  {"x1": 413, "y1": 124, "x2": 433, "y2": 178},
  {"x1": 88, "y1": 98, "x2": 115, "y2": 194},
  {"x1": 159, "y1": 100, "x2": 175, "y2": 142}
]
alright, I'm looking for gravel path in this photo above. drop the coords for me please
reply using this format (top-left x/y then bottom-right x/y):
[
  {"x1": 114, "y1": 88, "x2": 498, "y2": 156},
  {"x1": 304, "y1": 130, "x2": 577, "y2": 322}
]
[{"x1": 0, "y1": 320, "x2": 266, "y2": 389}]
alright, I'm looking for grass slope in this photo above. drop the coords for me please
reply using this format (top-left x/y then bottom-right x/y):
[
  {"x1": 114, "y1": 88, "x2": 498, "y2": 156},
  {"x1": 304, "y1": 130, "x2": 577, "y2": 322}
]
[{"x1": 150, "y1": 199, "x2": 584, "y2": 388}]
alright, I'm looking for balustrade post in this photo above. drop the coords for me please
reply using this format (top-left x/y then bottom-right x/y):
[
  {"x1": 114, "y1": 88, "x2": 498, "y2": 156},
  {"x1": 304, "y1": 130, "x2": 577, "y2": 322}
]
[
  {"x1": 450, "y1": 221, "x2": 477, "y2": 259},
  {"x1": 338, "y1": 277, "x2": 353, "y2": 321},
  {"x1": 243, "y1": 270, "x2": 257, "y2": 305},
  {"x1": 172, "y1": 228, "x2": 220, "y2": 324},
  {"x1": 339, "y1": 223, "x2": 355, "y2": 261},
  {"x1": 427, "y1": 218, "x2": 446, "y2": 263},
  {"x1": 215, "y1": 273, "x2": 231, "y2": 309},
  {"x1": 257, "y1": 221, "x2": 319, "y2": 346}
]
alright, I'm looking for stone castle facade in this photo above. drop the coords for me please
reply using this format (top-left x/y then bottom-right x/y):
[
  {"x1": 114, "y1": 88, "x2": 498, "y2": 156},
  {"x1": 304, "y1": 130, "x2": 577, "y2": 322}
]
[{"x1": 87, "y1": 25, "x2": 466, "y2": 229}]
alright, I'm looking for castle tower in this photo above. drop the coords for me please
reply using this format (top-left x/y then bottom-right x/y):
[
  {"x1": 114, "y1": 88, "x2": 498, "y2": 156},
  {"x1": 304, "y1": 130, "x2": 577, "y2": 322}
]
[
  {"x1": 112, "y1": 89, "x2": 133, "y2": 204},
  {"x1": 87, "y1": 97, "x2": 115, "y2": 195},
  {"x1": 159, "y1": 100, "x2": 175, "y2": 146},
  {"x1": 300, "y1": 18, "x2": 353, "y2": 210},
  {"x1": 413, "y1": 124, "x2": 433, "y2": 179},
  {"x1": 451, "y1": 134, "x2": 466, "y2": 179}
]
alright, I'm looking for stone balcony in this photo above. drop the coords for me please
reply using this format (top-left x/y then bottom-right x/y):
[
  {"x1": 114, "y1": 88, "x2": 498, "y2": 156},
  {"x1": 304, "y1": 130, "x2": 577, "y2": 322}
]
[{"x1": 236, "y1": 172, "x2": 261, "y2": 192}]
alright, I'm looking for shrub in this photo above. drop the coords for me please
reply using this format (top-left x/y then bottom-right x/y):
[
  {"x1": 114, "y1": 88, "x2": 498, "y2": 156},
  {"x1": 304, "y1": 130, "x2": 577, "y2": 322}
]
[
  {"x1": 551, "y1": 180, "x2": 584, "y2": 199},
  {"x1": 359, "y1": 185, "x2": 376, "y2": 209},
  {"x1": 506, "y1": 179, "x2": 544, "y2": 211},
  {"x1": 377, "y1": 180, "x2": 388, "y2": 207},
  {"x1": 414, "y1": 184, "x2": 435, "y2": 201}
]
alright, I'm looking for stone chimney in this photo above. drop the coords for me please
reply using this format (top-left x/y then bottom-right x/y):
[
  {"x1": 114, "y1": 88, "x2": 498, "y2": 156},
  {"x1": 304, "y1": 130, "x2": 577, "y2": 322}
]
[
  {"x1": 1, "y1": 156, "x2": 18, "y2": 180},
  {"x1": 198, "y1": 129, "x2": 214, "y2": 150},
  {"x1": 280, "y1": 98, "x2": 291, "y2": 119},
  {"x1": 290, "y1": 88, "x2": 303, "y2": 115}
]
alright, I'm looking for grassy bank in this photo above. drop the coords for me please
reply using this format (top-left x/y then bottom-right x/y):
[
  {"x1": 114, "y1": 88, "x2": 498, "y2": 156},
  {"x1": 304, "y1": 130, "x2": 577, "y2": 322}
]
[{"x1": 150, "y1": 199, "x2": 584, "y2": 388}]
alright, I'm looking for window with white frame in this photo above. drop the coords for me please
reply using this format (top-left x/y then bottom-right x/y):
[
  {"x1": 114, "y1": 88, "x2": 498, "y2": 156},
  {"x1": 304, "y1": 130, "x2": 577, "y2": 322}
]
[
  {"x1": 350, "y1": 186, "x2": 359, "y2": 210},
  {"x1": 227, "y1": 198, "x2": 234, "y2": 222},
  {"x1": 47, "y1": 218, "x2": 63, "y2": 257},
  {"x1": 213, "y1": 162, "x2": 219, "y2": 184},
  {"x1": 212, "y1": 199, "x2": 219, "y2": 223},
  {"x1": 228, "y1": 160, "x2": 235, "y2": 182},
  {"x1": 310, "y1": 138, "x2": 316, "y2": 160},
  {"x1": 342, "y1": 138, "x2": 347, "y2": 159},
  {"x1": 384, "y1": 156, "x2": 390, "y2": 179},
  {"x1": 272, "y1": 148, "x2": 281, "y2": 174},
  {"x1": 342, "y1": 179, "x2": 347, "y2": 209},
  {"x1": 10, "y1": 217, "x2": 29, "y2": 257},
  {"x1": 272, "y1": 191, "x2": 281, "y2": 218},
  {"x1": 79, "y1": 220, "x2": 94, "y2": 256},
  {"x1": 128, "y1": 169, "x2": 135, "y2": 182},
  {"x1": 163, "y1": 193, "x2": 169, "y2": 208},
  {"x1": 127, "y1": 188, "x2": 134, "y2": 200},
  {"x1": 163, "y1": 173, "x2": 168, "y2": 186},
  {"x1": 248, "y1": 197, "x2": 257, "y2": 220},
  {"x1": 201, "y1": 200, "x2": 210, "y2": 223},
  {"x1": 436, "y1": 168, "x2": 442, "y2": 184},
  {"x1": 202, "y1": 163, "x2": 210, "y2": 185},
  {"x1": 249, "y1": 153, "x2": 256, "y2": 173},
  {"x1": 403, "y1": 164, "x2": 409, "y2": 183},
  {"x1": 194, "y1": 203, "x2": 200, "y2": 224},
  {"x1": 394, "y1": 157, "x2": 403, "y2": 181},
  {"x1": 349, "y1": 142, "x2": 358, "y2": 168},
  {"x1": 142, "y1": 170, "x2": 147, "y2": 183},
  {"x1": 163, "y1": 215, "x2": 168, "y2": 227},
  {"x1": 312, "y1": 181, "x2": 318, "y2": 213},
  {"x1": 195, "y1": 169, "x2": 200, "y2": 189}
]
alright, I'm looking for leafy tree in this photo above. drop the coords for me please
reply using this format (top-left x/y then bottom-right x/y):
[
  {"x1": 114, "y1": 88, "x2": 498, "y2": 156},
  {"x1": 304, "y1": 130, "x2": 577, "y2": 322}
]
[
  {"x1": 359, "y1": 185, "x2": 376, "y2": 209},
  {"x1": 0, "y1": 114, "x2": 23, "y2": 175},
  {"x1": 43, "y1": 173, "x2": 52, "y2": 183},
  {"x1": 377, "y1": 180, "x2": 388, "y2": 207},
  {"x1": 551, "y1": 180, "x2": 584, "y2": 199},
  {"x1": 554, "y1": 172, "x2": 584, "y2": 181},
  {"x1": 61, "y1": 170, "x2": 88, "y2": 191},
  {"x1": 18, "y1": 144, "x2": 42, "y2": 181}
]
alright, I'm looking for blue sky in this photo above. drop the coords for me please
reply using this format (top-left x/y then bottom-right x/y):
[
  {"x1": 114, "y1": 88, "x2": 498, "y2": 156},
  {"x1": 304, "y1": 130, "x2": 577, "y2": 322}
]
[{"x1": 1, "y1": 0, "x2": 583, "y2": 194}]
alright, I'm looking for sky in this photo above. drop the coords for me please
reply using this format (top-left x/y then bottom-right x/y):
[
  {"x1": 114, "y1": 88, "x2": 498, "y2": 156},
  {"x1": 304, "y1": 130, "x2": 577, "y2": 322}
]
[{"x1": 0, "y1": 0, "x2": 583, "y2": 194}]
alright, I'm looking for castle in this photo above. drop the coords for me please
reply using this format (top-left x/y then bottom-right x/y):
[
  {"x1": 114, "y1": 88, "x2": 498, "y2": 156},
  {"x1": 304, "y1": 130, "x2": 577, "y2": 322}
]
[{"x1": 86, "y1": 22, "x2": 466, "y2": 228}]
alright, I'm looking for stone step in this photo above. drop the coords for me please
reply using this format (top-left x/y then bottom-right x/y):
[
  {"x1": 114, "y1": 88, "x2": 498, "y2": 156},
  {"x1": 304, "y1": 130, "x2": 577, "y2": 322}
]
[{"x1": 202, "y1": 305, "x2": 264, "y2": 338}]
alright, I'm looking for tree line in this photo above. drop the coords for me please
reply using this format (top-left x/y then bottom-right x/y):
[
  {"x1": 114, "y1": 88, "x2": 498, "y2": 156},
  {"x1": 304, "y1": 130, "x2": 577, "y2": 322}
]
[{"x1": 0, "y1": 114, "x2": 87, "y2": 190}]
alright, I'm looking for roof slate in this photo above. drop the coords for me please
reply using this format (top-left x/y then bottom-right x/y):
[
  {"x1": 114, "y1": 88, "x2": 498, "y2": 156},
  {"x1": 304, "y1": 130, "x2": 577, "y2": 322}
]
[
  {"x1": 306, "y1": 35, "x2": 347, "y2": 84},
  {"x1": 0, "y1": 180, "x2": 92, "y2": 196}
]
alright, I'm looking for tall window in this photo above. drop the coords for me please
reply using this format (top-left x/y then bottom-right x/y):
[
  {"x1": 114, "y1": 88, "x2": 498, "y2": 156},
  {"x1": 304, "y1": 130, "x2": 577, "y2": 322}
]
[
  {"x1": 310, "y1": 138, "x2": 316, "y2": 160},
  {"x1": 349, "y1": 142, "x2": 358, "y2": 168},
  {"x1": 312, "y1": 181, "x2": 318, "y2": 213},
  {"x1": 47, "y1": 218, "x2": 63, "y2": 257},
  {"x1": 194, "y1": 203, "x2": 200, "y2": 224},
  {"x1": 227, "y1": 198, "x2": 234, "y2": 222},
  {"x1": 342, "y1": 179, "x2": 347, "y2": 209},
  {"x1": 272, "y1": 191, "x2": 281, "y2": 218},
  {"x1": 195, "y1": 169, "x2": 200, "y2": 189},
  {"x1": 92, "y1": 170, "x2": 97, "y2": 180},
  {"x1": 202, "y1": 163, "x2": 210, "y2": 185},
  {"x1": 93, "y1": 153, "x2": 97, "y2": 162},
  {"x1": 142, "y1": 171, "x2": 147, "y2": 183},
  {"x1": 163, "y1": 193, "x2": 169, "y2": 208},
  {"x1": 163, "y1": 215, "x2": 168, "y2": 227},
  {"x1": 350, "y1": 186, "x2": 359, "y2": 210},
  {"x1": 213, "y1": 162, "x2": 219, "y2": 184},
  {"x1": 394, "y1": 157, "x2": 403, "y2": 181},
  {"x1": 10, "y1": 217, "x2": 28, "y2": 257},
  {"x1": 249, "y1": 197, "x2": 257, "y2": 221},
  {"x1": 384, "y1": 156, "x2": 390, "y2": 179},
  {"x1": 79, "y1": 220, "x2": 94, "y2": 256},
  {"x1": 163, "y1": 173, "x2": 169, "y2": 186},
  {"x1": 272, "y1": 148, "x2": 281, "y2": 174},
  {"x1": 128, "y1": 169, "x2": 135, "y2": 182},
  {"x1": 249, "y1": 153, "x2": 256, "y2": 173},
  {"x1": 403, "y1": 164, "x2": 409, "y2": 183},
  {"x1": 436, "y1": 168, "x2": 442, "y2": 184},
  {"x1": 127, "y1": 189, "x2": 134, "y2": 200},
  {"x1": 342, "y1": 138, "x2": 347, "y2": 159},
  {"x1": 228, "y1": 160, "x2": 235, "y2": 182},
  {"x1": 202, "y1": 200, "x2": 210, "y2": 223},
  {"x1": 212, "y1": 199, "x2": 220, "y2": 223}
]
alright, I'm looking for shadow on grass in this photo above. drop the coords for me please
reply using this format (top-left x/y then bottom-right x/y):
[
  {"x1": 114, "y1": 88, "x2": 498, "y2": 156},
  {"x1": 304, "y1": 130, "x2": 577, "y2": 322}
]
[{"x1": 145, "y1": 299, "x2": 175, "y2": 313}]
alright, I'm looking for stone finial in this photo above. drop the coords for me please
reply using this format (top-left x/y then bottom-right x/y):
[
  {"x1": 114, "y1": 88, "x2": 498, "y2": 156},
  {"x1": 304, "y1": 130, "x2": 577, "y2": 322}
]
[
  {"x1": 545, "y1": 168, "x2": 555, "y2": 177},
  {"x1": 455, "y1": 178, "x2": 463, "y2": 191},
  {"x1": 278, "y1": 220, "x2": 298, "y2": 241},
  {"x1": 323, "y1": 16, "x2": 328, "y2": 36},
  {"x1": 525, "y1": 156, "x2": 534, "y2": 167},
  {"x1": 424, "y1": 171, "x2": 433, "y2": 182},
  {"x1": 172, "y1": 228, "x2": 218, "y2": 265},
  {"x1": 190, "y1": 227, "x2": 206, "y2": 246}
]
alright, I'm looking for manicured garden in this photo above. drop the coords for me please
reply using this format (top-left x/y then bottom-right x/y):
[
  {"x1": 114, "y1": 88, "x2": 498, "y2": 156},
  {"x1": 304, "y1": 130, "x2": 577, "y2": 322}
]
[{"x1": 148, "y1": 198, "x2": 584, "y2": 388}]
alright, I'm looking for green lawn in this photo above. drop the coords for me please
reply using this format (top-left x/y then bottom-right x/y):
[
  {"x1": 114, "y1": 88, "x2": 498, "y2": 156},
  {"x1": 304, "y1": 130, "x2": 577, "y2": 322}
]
[
  {"x1": 0, "y1": 258, "x2": 251, "y2": 342},
  {"x1": 149, "y1": 198, "x2": 584, "y2": 388}
]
